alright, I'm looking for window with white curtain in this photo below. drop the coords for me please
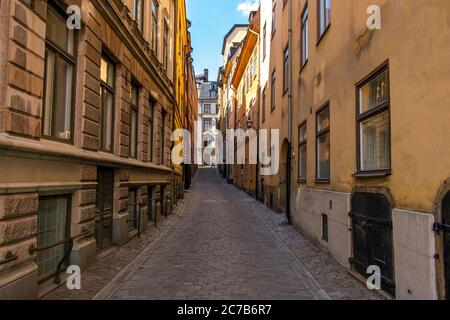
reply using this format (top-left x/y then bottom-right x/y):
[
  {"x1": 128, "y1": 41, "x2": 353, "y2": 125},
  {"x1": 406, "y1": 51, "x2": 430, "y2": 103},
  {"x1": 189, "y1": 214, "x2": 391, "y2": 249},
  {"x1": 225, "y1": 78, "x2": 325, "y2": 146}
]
[
  {"x1": 100, "y1": 56, "x2": 115, "y2": 152},
  {"x1": 357, "y1": 64, "x2": 391, "y2": 173},
  {"x1": 43, "y1": 4, "x2": 76, "y2": 142}
]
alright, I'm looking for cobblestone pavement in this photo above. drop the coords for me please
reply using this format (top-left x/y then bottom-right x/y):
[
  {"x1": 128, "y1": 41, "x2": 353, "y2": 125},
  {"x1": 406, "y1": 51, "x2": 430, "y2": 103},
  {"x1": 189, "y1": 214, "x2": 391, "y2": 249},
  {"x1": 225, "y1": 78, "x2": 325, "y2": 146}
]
[
  {"x1": 43, "y1": 198, "x2": 188, "y2": 300},
  {"x1": 100, "y1": 168, "x2": 382, "y2": 300}
]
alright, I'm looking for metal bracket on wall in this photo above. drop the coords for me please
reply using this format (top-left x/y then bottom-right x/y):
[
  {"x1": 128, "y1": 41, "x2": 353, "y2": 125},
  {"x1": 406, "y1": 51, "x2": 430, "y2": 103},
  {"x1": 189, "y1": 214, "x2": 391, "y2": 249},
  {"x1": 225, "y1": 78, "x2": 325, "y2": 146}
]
[{"x1": 0, "y1": 251, "x2": 18, "y2": 265}]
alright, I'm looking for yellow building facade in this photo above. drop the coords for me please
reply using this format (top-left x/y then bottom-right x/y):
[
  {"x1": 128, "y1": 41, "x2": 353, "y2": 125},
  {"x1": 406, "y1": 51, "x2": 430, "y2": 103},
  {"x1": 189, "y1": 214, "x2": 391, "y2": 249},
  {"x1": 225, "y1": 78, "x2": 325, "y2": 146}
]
[{"x1": 230, "y1": 12, "x2": 260, "y2": 198}]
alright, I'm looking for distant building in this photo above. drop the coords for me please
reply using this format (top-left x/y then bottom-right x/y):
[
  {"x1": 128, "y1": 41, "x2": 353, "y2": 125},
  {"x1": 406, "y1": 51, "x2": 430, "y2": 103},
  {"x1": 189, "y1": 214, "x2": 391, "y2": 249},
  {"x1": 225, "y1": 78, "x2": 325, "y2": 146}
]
[
  {"x1": 196, "y1": 70, "x2": 219, "y2": 166},
  {"x1": 218, "y1": 24, "x2": 248, "y2": 180}
]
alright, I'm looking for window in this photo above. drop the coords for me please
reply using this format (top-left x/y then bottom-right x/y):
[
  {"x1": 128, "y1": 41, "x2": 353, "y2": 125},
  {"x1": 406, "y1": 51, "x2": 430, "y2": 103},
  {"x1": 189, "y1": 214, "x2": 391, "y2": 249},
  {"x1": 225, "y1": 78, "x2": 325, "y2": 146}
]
[
  {"x1": 204, "y1": 104, "x2": 211, "y2": 114},
  {"x1": 151, "y1": 0, "x2": 159, "y2": 53},
  {"x1": 160, "y1": 110, "x2": 166, "y2": 165},
  {"x1": 37, "y1": 195, "x2": 70, "y2": 282},
  {"x1": 322, "y1": 214, "x2": 328, "y2": 242},
  {"x1": 134, "y1": 0, "x2": 144, "y2": 31},
  {"x1": 253, "y1": 51, "x2": 258, "y2": 79},
  {"x1": 283, "y1": 45, "x2": 289, "y2": 93},
  {"x1": 356, "y1": 63, "x2": 391, "y2": 174},
  {"x1": 128, "y1": 188, "x2": 138, "y2": 231},
  {"x1": 263, "y1": 23, "x2": 267, "y2": 60},
  {"x1": 318, "y1": 0, "x2": 331, "y2": 39},
  {"x1": 130, "y1": 83, "x2": 139, "y2": 158},
  {"x1": 204, "y1": 119, "x2": 212, "y2": 131},
  {"x1": 316, "y1": 104, "x2": 330, "y2": 181},
  {"x1": 272, "y1": 1, "x2": 277, "y2": 35},
  {"x1": 100, "y1": 56, "x2": 115, "y2": 152},
  {"x1": 301, "y1": 5, "x2": 309, "y2": 67},
  {"x1": 262, "y1": 86, "x2": 266, "y2": 122},
  {"x1": 148, "y1": 100, "x2": 155, "y2": 162},
  {"x1": 298, "y1": 122, "x2": 307, "y2": 181},
  {"x1": 163, "y1": 21, "x2": 169, "y2": 70},
  {"x1": 271, "y1": 70, "x2": 276, "y2": 111},
  {"x1": 43, "y1": 5, "x2": 76, "y2": 142}
]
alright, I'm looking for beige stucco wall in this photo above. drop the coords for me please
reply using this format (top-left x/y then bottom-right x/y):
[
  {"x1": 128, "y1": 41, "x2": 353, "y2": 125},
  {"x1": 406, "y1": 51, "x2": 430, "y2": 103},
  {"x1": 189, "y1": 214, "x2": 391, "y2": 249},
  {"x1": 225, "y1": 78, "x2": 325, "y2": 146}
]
[
  {"x1": 292, "y1": 188, "x2": 351, "y2": 268},
  {"x1": 289, "y1": 0, "x2": 450, "y2": 214},
  {"x1": 393, "y1": 209, "x2": 437, "y2": 300}
]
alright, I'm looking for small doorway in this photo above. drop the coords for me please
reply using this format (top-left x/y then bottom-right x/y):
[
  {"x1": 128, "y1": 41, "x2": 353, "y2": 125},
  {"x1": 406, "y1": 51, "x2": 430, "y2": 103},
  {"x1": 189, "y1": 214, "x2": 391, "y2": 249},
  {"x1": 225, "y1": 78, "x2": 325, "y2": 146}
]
[
  {"x1": 351, "y1": 192, "x2": 395, "y2": 295},
  {"x1": 442, "y1": 192, "x2": 450, "y2": 300},
  {"x1": 95, "y1": 167, "x2": 114, "y2": 251}
]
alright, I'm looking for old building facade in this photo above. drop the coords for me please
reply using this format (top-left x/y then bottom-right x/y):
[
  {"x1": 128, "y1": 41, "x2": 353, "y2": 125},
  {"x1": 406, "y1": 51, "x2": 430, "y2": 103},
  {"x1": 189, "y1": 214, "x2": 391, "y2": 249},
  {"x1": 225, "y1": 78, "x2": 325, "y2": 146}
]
[
  {"x1": 257, "y1": 0, "x2": 290, "y2": 214},
  {"x1": 228, "y1": 12, "x2": 260, "y2": 198},
  {"x1": 196, "y1": 69, "x2": 219, "y2": 166},
  {"x1": 0, "y1": 0, "x2": 195, "y2": 299},
  {"x1": 285, "y1": 0, "x2": 450, "y2": 300},
  {"x1": 222, "y1": 0, "x2": 450, "y2": 300},
  {"x1": 218, "y1": 24, "x2": 248, "y2": 182}
]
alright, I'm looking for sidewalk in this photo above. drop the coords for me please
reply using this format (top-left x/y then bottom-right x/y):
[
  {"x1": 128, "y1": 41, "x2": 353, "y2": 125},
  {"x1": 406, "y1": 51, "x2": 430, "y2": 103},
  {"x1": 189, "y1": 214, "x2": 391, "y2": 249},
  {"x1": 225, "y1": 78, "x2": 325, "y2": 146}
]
[{"x1": 42, "y1": 196, "x2": 191, "y2": 300}]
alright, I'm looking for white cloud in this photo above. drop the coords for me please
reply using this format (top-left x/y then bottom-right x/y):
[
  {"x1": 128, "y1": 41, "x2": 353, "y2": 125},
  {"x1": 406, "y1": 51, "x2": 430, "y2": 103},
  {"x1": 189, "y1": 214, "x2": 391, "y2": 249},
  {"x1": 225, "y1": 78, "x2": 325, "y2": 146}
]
[{"x1": 236, "y1": 0, "x2": 259, "y2": 17}]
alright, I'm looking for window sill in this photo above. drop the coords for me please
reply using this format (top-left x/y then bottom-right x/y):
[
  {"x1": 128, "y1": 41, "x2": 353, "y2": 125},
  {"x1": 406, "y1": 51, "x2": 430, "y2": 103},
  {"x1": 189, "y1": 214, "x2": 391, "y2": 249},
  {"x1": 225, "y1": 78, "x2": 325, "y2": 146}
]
[
  {"x1": 352, "y1": 171, "x2": 391, "y2": 178},
  {"x1": 298, "y1": 179, "x2": 307, "y2": 184},
  {"x1": 315, "y1": 179, "x2": 330, "y2": 185}
]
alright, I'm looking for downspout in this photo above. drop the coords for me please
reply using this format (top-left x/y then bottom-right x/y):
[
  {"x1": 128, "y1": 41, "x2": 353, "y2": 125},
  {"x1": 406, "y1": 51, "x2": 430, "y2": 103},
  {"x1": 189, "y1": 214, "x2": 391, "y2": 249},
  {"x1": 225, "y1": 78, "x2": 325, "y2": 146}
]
[{"x1": 286, "y1": 0, "x2": 293, "y2": 224}]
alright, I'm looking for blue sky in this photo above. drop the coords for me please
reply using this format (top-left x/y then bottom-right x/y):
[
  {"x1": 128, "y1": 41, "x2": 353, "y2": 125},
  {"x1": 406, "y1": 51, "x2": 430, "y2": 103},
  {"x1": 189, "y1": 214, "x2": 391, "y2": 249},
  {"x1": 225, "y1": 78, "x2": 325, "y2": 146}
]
[{"x1": 186, "y1": 0, "x2": 258, "y2": 81}]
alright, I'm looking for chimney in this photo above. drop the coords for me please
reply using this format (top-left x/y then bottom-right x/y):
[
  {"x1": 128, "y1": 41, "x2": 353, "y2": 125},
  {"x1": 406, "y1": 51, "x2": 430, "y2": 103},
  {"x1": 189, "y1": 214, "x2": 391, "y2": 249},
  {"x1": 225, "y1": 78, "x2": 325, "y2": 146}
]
[{"x1": 204, "y1": 69, "x2": 209, "y2": 82}]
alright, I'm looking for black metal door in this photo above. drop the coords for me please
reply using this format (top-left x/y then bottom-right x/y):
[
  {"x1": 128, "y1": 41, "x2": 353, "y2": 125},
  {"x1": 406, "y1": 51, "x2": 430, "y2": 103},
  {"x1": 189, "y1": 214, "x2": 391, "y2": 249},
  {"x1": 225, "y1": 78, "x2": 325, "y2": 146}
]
[
  {"x1": 351, "y1": 192, "x2": 395, "y2": 296},
  {"x1": 96, "y1": 167, "x2": 114, "y2": 251},
  {"x1": 442, "y1": 193, "x2": 450, "y2": 300}
]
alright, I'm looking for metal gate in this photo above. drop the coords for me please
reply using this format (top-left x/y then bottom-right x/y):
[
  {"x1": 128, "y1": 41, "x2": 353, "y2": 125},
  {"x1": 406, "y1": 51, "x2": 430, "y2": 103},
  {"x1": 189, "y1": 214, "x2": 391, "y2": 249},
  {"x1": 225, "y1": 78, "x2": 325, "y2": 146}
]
[
  {"x1": 442, "y1": 193, "x2": 450, "y2": 300},
  {"x1": 351, "y1": 192, "x2": 395, "y2": 296},
  {"x1": 95, "y1": 167, "x2": 114, "y2": 251}
]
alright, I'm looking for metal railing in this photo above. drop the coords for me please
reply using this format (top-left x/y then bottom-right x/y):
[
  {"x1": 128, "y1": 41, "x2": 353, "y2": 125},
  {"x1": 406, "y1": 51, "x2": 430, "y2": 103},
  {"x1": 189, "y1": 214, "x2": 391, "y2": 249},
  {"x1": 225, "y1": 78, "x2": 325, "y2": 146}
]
[{"x1": 29, "y1": 231, "x2": 92, "y2": 284}]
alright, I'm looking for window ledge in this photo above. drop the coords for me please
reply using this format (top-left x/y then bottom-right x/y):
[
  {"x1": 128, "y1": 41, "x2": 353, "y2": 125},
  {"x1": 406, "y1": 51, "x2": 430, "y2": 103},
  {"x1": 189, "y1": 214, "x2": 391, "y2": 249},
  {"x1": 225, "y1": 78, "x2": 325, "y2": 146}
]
[{"x1": 352, "y1": 171, "x2": 391, "y2": 178}]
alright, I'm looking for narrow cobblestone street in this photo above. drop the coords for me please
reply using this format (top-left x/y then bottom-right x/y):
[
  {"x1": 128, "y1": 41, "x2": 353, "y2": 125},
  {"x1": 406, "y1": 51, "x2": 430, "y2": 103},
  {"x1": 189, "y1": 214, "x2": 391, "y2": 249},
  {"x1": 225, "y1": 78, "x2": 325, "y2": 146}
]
[{"x1": 88, "y1": 168, "x2": 381, "y2": 300}]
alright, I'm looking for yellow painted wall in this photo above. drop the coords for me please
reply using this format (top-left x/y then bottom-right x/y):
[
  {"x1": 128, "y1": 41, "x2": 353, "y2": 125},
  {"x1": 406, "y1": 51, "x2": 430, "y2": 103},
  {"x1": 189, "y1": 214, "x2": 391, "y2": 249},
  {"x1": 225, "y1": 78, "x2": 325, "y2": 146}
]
[{"x1": 290, "y1": 0, "x2": 450, "y2": 213}]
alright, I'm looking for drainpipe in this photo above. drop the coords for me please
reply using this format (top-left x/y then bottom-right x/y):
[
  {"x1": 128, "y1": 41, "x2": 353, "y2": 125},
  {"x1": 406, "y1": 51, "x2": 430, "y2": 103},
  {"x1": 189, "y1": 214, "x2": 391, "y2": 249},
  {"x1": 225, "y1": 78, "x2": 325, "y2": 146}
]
[{"x1": 286, "y1": 0, "x2": 293, "y2": 224}]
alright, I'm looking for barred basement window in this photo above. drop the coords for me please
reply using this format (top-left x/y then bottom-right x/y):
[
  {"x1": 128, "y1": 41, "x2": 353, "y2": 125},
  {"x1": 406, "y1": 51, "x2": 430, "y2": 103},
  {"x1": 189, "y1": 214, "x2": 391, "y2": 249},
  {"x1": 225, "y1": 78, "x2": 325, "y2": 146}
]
[
  {"x1": 43, "y1": 4, "x2": 76, "y2": 142},
  {"x1": 37, "y1": 195, "x2": 71, "y2": 282},
  {"x1": 356, "y1": 62, "x2": 391, "y2": 175},
  {"x1": 128, "y1": 188, "x2": 138, "y2": 231}
]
